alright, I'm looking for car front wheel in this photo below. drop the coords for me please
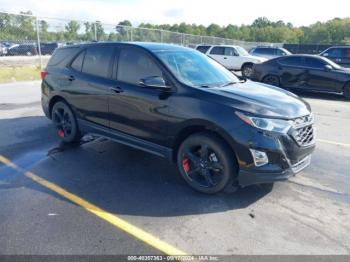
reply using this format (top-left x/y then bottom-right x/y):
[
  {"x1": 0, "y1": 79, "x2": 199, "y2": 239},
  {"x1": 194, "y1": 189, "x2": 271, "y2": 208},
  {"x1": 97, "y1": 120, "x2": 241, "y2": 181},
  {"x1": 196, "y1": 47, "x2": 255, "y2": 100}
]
[
  {"x1": 343, "y1": 84, "x2": 350, "y2": 100},
  {"x1": 263, "y1": 75, "x2": 280, "y2": 87},
  {"x1": 177, "y1": 133, "x2": 238, "y2": 194}
]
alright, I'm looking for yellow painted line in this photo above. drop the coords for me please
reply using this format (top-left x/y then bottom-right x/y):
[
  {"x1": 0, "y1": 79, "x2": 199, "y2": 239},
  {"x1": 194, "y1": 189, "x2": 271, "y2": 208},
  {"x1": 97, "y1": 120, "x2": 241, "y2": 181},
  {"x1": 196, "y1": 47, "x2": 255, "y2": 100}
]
[
  {"x1": 317, "y1": 139, "x2": 350, "y2": 148},
  {"x1": 0, "y1": 154, "x2": 187, "y2": 256}
]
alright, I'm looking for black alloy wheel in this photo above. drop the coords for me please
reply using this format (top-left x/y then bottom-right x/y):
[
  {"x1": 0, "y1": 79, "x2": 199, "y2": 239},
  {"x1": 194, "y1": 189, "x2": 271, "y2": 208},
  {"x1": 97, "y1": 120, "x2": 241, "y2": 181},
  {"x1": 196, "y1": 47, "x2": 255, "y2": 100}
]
[
  {"x1": 343, "y1": 84, "x2": 350, "y2": 100},
  {"x1": 177, "y1": 133, "x2": 237, "y2": 194},
  {"x1": 51, "y1": 101, "x2": 81, "y2": 143},
  {"x1": 263, "y1": 75, "x2": 280, "y2": 87}
]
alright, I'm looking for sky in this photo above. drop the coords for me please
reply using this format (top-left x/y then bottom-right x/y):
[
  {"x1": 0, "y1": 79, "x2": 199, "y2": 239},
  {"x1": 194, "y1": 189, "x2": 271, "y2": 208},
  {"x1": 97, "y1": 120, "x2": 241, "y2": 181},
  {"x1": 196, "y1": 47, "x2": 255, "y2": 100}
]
[{"x1": 0, "y1": 0, "x2": 349, "y2": 27}]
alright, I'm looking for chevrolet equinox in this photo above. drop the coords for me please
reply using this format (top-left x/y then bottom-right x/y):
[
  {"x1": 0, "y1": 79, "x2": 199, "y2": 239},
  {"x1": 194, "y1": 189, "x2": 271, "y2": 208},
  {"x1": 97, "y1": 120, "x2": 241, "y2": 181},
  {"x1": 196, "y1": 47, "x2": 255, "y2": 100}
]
[{"x1": 41, "y1": 42, "x2": 315, "y2": 194}]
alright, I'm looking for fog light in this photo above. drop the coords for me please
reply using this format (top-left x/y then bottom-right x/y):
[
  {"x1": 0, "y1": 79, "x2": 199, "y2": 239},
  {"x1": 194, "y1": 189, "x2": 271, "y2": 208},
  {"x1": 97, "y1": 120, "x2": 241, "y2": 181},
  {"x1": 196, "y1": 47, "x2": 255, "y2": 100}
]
[{"x1": 249, "y1": 149, "x2": 269, "y2": 167}]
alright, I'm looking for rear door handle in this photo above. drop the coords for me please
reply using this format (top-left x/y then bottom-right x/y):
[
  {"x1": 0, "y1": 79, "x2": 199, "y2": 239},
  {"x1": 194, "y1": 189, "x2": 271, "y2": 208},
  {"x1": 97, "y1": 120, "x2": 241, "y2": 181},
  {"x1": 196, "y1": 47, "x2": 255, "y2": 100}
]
[
  {"x1": 110, "y1": 86, "x2": 123, "y2": 93},
  {"x1": 68, "y1": 75, "x2": 75, "y2": 81}
]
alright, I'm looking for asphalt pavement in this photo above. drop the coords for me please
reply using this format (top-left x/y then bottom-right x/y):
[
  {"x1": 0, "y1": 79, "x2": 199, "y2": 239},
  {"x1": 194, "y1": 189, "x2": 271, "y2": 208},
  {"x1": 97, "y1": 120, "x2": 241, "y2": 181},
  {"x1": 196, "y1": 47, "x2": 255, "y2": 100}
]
[{"x1": 0, "y1": 81, "x2": 350, "y2": 256}]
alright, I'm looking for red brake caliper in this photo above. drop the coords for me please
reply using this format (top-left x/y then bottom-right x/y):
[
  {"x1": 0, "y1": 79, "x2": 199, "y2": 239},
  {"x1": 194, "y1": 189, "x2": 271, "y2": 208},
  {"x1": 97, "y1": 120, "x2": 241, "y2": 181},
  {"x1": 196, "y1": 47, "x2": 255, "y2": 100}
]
[
  {"x1": 182, "y1": 158, "x2": 190, "y2": 173},
  {"x1": 57, "y1": 129, "x2": 65, "y2": 138}
]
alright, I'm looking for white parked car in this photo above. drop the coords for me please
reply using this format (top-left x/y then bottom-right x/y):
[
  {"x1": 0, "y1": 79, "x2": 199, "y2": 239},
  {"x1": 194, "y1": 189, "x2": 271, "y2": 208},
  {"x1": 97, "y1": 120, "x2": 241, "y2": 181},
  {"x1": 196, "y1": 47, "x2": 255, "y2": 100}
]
[{"x1": 196, "y1": 45, "x2": 267, "y2": 77}]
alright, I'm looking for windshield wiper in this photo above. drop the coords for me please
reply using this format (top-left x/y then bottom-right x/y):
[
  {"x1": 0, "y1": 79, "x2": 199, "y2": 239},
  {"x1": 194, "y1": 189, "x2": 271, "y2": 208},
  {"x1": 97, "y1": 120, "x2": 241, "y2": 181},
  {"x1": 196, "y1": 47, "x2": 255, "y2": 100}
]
[{"x1": 220, "y1": 81, "x2": 240, "y2": 87}]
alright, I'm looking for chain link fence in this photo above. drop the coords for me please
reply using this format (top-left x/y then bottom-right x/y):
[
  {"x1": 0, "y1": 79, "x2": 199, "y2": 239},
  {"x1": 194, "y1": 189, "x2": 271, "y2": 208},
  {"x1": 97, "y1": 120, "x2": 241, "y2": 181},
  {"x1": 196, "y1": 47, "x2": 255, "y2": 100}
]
[{"x1": 0, "y1": 11, "x2": 281, "y2": 82}]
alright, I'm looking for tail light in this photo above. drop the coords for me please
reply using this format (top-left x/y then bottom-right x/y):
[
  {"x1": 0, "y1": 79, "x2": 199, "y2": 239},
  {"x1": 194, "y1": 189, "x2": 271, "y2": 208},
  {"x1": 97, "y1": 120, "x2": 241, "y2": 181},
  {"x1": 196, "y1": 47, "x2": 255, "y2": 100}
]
[{"x1": 41, "y1": 70, "x2": 48, "y2": 80}]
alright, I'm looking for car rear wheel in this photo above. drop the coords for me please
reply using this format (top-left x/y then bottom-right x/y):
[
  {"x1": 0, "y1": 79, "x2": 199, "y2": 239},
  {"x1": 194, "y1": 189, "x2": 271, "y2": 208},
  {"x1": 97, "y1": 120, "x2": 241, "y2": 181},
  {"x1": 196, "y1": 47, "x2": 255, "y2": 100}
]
[
  {"x1": 241, "y1": 64, "x2": 253, "y2": 78},
  {"x1": 263, "y1": 75, "x2": 280, "y2": 87},
  {"x1": 343, "y1": 84, "x2": 350, "y2": 100},
  {"x1": 51, "y1": 101, "x2": 81, "y2": 143},
  {"x1": 177, "y1": 133, "x2": 238, "y2": 194}
]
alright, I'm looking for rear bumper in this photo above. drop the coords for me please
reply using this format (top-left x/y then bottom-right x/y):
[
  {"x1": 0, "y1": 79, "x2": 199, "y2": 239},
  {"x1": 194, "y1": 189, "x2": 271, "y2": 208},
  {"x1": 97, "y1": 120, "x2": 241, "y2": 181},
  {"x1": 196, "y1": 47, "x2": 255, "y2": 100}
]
[{"x1": 41, "y1": 82, "x2": 50, "y2": 119}]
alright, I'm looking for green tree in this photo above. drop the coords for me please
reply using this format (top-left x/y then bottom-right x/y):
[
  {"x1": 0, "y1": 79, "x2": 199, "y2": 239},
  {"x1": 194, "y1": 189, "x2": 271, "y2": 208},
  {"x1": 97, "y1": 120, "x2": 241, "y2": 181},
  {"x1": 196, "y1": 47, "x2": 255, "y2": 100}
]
[
  {"x1": 65, "y1": 20, "x2": 80, "y2": 41},
  {"x1": 206, "y1": 23, "x2": 221, "y2": 36}
]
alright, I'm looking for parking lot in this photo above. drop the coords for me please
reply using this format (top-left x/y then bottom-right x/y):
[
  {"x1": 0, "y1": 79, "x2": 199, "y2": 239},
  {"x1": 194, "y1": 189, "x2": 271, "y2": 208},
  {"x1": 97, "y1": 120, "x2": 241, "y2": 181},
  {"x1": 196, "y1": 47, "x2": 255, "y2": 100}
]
[{"x1": 0, "y1": 80, "x2": 350, "y2": 255}]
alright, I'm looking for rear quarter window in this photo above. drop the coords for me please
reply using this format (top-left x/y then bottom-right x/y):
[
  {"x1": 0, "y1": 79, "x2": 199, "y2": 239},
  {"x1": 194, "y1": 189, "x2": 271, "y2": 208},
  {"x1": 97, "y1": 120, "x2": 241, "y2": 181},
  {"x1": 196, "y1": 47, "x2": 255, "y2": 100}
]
[
  {"x1": 47, "y1": 47, "x2": 81, "y2": 67},
  {"x1": 70, "y1": 51, "x2": 85, "y2": 72},
  {"x1": 196, "y1": 46, "x2": 211, "y2": 53}
]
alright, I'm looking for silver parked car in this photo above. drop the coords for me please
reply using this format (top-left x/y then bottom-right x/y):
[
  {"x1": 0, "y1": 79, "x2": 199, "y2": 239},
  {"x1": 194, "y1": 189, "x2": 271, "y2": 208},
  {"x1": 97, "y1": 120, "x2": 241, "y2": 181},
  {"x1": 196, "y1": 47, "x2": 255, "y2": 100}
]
[{"x1": 249, "y1": 46, "x2": 291, "y2": 59}]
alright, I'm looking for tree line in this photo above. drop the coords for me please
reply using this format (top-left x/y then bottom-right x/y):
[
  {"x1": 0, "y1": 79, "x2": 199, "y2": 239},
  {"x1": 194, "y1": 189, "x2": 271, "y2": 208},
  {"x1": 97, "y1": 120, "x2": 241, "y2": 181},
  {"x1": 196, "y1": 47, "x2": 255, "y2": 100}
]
[{"x1": 1, "y1": 11, "x2": 349, "y2": 44}]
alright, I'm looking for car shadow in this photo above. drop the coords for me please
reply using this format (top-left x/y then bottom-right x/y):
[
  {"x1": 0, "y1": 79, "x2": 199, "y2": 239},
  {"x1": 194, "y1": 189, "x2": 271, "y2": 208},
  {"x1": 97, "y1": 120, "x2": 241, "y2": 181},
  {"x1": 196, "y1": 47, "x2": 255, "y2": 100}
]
[{"x1": 0, "y1": 116, "x2": 273, "y2": 217}]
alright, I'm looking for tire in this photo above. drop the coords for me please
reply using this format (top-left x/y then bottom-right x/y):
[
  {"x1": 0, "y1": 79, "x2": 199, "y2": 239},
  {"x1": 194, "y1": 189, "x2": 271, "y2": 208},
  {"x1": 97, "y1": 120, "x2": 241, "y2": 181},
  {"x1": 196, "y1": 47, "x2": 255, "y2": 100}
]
[
  {"x1": 241, "y1": 63, "x2": 253, "y2": 78},
  {"x1": 177, "y1": 132, "x2": 238, "y2": 194},
  {"x1": 51, "y1": 101, "x2": 81, "y2": 143},
  {"x1": 343, "y1": 84, "x2": 350, "y2": 100},
  {"x1": 263, "y1": 75, "x2": 280, "y2": 87}
]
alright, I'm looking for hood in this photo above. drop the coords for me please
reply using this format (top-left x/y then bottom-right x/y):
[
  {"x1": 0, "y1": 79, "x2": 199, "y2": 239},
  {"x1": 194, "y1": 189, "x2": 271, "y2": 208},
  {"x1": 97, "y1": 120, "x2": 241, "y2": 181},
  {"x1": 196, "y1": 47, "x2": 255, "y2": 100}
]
[
  {"x1": 243, "y1": 54, "x2": 267, "y2": 62},
  {"x1": 206, "y1": 81, "x2": 311, "y2": 119},
  {"x1": 337, "y1": 67, "x2": 350, "y2": 74}
]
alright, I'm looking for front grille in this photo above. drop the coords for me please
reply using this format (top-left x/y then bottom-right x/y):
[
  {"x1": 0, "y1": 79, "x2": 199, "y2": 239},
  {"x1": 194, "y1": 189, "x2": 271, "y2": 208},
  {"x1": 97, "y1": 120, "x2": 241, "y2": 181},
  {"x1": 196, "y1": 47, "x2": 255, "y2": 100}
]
[
  {"x1": 293, "y1": 125, "x2": 315, "y2": 146},
  {"x1": 290, "y1": 114, "x2": 315, "y2": 147}
]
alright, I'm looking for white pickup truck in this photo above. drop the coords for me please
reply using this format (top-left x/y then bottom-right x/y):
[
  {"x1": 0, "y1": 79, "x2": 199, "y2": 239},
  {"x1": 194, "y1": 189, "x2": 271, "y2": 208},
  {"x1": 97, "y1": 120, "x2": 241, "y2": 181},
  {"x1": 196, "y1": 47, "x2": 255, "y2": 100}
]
[{"x1": 196, "y1": 45, "x2": 267, "y2": 77}]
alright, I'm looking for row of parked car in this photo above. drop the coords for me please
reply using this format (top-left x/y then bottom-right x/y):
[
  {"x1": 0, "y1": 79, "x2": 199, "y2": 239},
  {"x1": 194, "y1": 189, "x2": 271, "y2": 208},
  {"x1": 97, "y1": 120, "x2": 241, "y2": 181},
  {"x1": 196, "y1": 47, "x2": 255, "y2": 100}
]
[
  {"x1": 196, "y1": 44, "x2": 350, "y2": 99},
  {"x1": 0, "y1": 42, "x2": 61, "y2": 56}
]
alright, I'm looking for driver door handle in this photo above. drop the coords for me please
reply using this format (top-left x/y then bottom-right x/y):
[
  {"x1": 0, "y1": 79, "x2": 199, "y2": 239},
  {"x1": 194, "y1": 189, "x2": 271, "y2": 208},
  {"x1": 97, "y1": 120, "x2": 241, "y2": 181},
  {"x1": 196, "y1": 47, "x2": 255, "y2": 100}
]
[{"x1": 110, "y1": 86, "x2": 123, "y2": 93}]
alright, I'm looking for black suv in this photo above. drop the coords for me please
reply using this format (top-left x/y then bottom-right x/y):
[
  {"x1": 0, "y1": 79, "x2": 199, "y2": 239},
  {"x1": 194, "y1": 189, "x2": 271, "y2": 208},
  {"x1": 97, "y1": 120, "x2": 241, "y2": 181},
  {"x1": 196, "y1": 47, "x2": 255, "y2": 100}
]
[
  {"x1": 41, "y1": 42, "x2": 315, "y2": 194},
  {"x1": 320, "y1": 46, "x2": 350, "y2": 68}
]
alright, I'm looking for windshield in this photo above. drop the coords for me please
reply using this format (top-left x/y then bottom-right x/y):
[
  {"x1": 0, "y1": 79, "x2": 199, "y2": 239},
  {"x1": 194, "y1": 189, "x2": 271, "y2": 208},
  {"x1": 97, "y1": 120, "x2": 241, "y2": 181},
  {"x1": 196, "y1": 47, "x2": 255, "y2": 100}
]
[
  {"x1": 281, "y1": 48, "x2": 292, "y2": 55},
  {"x1": 155, "y1": 50, "x2": 240, "y2": 87},
  {"x1": 236, "y1": 46, "x2": 249, "y2": 56},
  {"x1": 321, "y1": 56, "x2": 342, "y2": 69}
]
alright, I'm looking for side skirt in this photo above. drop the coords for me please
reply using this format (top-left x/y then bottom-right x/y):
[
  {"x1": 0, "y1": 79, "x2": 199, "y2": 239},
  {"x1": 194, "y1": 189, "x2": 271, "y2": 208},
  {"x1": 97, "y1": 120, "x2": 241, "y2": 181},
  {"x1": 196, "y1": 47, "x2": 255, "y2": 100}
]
[{"x1": 78, "y1": 119, "x2": 173, "y2": 160}]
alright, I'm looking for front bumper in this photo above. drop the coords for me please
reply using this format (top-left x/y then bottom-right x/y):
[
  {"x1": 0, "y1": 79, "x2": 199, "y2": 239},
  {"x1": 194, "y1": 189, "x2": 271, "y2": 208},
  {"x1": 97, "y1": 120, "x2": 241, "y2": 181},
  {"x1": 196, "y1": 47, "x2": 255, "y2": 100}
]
[
  {"x1": 226, "y1": 119, "x2": 315, "y2": 187},
  {"x1": 238, "y1": 155, "x2": 311, "y2": 186}
]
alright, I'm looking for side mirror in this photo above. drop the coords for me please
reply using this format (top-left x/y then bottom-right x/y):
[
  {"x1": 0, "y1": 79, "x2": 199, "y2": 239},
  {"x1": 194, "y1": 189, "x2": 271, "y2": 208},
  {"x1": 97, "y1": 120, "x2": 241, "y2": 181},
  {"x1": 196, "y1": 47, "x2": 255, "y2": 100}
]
[
  {"x1": 139, "y1": 76, "x2": 171, "y2": 91},
  {"x1": 325, "y1": 64, "x2": 332, "y2": 71},
  {"x1": 322, "y1": 53, "x2": 329, "y2": 57}
]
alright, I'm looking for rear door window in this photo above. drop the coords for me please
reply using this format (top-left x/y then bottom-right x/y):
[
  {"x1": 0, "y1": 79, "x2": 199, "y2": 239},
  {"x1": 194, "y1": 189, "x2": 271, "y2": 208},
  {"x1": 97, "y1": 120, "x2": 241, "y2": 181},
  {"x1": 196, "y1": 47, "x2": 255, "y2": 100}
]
[
  {"x1": 117, "y1": 48, "x2": 162, "y2": 85},
  {"x1": 82, "y1": 46, "x2": 115, "y2": 78},
  {"x1": 279, "y1": 56, "x2": 303, "y2": 66},
  {"x1": 210, "y1": 46, "x2": 225, "y2": 55}
]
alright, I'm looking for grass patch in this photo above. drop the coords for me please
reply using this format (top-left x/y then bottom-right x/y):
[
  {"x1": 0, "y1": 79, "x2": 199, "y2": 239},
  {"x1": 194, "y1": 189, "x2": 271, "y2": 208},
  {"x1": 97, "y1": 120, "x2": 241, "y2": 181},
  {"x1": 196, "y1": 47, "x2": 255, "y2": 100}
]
[{"x1": 0, "y1": 66, "x2": 41, "y2": 83}]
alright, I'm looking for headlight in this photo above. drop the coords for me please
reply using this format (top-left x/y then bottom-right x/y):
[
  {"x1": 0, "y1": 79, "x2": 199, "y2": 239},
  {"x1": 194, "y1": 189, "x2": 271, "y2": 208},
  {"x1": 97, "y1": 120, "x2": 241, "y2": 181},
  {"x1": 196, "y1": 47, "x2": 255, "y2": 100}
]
[{"x1": 235, "y1": 111, "x2": 292, "y2": 133}]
